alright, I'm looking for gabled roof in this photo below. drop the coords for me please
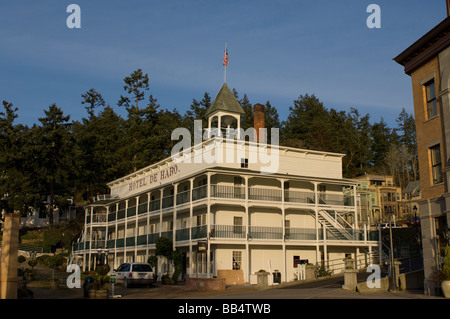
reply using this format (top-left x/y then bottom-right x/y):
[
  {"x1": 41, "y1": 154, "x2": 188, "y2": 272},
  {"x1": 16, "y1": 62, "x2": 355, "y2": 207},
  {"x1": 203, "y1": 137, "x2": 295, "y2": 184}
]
[
  {"x1": 205, "y1": 83, "x2": 244, "y2": 117},
  {"x1": 402, "y1": 180, "x2": 420, "y2": 196}
]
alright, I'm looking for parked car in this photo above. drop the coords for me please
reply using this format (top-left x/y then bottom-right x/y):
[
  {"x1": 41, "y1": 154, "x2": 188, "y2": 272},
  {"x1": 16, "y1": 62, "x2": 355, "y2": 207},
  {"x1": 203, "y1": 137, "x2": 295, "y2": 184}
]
[
  {"x1": 407, "y1": 217, "x2": 420, "y2": 227},
  {"x1": 113, "y1": 262, "x2": 155, "y2": 288}
]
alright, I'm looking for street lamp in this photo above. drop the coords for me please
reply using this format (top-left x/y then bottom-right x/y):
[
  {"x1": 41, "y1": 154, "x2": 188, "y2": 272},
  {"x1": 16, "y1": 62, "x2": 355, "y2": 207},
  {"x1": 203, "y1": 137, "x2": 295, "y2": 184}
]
[
  {"x1": 387, "y1": 206, "x2": 398, "y2": 291},
  {"x1": 412, "y1": 205, "x2": 418, "y2": 225}
]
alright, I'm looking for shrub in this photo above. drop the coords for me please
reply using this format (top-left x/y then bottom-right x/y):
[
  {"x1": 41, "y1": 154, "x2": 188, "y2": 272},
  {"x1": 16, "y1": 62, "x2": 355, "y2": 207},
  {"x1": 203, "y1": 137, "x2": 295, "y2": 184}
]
[
  {"x1": 443, "y1": 245, "x2": 450, "y2": 281},
  {"x1": 28, "y1": 259, "x2": 38, "y2": 271},
  {"x1": 171, "y1": 250, "x2": 183, "y2": 283},
  {"x1": 95, "y1": 264, "x2": 111, "y2": 289},
  {"x1": 315, "y1": 263, "x2": 332, "y2": 278},
  {"x1": 42, "y1": 254, "x2": 66, "y2": 282}
]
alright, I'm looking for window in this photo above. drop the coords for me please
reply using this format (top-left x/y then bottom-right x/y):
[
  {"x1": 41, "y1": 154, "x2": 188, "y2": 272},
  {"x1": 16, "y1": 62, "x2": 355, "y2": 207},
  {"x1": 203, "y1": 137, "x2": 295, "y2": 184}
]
[
  {"x1": 233, "y1": 216, "x2": 243, "y2": 234},
  {"x1": 234, "y1": 176, "x2": 243, "y2": 185},
  {"x1": 293, "y1": 256, "x2": 300, "y2": 268},
  {"x1": 197, "y1": 214, "x2": 206, "y2": 226},
  {"x1": 240, "y1": 158, "x2": 248, "y2": 168},
  {"x1": 430, "y1": 144, "x2": 443, "y2": 184},
  {"x1": 425, "y1": 80, "x2": 438, "y2": 119},
  {"x1": 232, "y1": 251, "x2": 242, "y2": 270},
  {"x1": 117, "y1": 263, "x2": 130, "y2": 271}
]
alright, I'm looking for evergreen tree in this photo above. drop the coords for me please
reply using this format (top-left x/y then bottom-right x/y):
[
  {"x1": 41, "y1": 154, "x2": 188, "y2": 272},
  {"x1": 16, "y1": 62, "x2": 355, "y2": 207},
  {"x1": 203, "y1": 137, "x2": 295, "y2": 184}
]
[
  {"x1": 72, "y1": 102, "x2": 127, "y2": 202},
  {"x1": 118, "y1": 69, "x2": 153, "y2": 172},
  {"x1": 282, "y1": 93, "x2": 331, "y2": 151},
  {"x1": 370, "y1": 118, "x2": 395, "y2": 174},
  {"x1": 264, "y1": 101, "x2": 281, "y2": 142},
  {"x1": 239, "y1": 94, "x2": 253, "y2": 131},
  {"x1": 35, "y1": 104, "x2": 74, "y2": 224},
  {"x1": 185, "y1": 92, "x2": 211, "y2": 143},
  {"x1": 81, "y1": 88, "x2": 106, "y2": 118},
  {"x1": 0, "y1": 101, "x2": 34, "y2": 214},
  {"x1": 346, "y1": 108, "x2": 372, "y2": 176},
  {"x1": 118, "y1": 68, "x2": 150, "y2": 112}
]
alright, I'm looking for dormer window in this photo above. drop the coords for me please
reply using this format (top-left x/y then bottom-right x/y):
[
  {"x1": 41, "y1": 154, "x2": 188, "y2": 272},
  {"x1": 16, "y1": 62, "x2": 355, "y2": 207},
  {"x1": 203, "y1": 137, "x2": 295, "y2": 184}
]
[{"x1": 240, "y1": 158, "x2": 248, "y2": 168}]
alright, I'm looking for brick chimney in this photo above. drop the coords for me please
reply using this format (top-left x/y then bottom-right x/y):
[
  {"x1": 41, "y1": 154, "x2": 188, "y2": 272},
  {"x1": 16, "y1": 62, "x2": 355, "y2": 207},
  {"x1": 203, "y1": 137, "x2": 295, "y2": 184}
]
[
  {"x1": 447, "y1": 0, "x2": 450, "y2": 16},
  {"x1": 253, "y1": 103, "x2": 265, "y2": 142}
]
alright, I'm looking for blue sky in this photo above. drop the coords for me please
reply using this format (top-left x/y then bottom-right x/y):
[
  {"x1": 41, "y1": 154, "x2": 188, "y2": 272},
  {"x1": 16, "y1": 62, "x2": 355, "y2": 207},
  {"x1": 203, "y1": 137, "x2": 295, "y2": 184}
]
[{"x1": 0, "y1": 1, "x2": 448, "y2": 128}]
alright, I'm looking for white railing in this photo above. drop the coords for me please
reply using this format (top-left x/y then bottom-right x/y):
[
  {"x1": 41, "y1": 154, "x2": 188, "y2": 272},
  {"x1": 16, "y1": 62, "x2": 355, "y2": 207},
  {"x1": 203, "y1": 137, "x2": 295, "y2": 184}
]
[{"x1": 93, "y1": 194, "x2": 118, "y2": 202}]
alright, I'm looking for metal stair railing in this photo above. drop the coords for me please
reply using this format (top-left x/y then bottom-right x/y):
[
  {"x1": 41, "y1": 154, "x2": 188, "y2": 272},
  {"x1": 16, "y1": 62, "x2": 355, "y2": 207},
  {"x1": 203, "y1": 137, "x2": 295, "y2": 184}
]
[
  {"x1": 316, "y1": 210, "x2": 354, "y2": 240},
  {"x1": 0, "y1": 242, "x2": 44, "y2": 254}
]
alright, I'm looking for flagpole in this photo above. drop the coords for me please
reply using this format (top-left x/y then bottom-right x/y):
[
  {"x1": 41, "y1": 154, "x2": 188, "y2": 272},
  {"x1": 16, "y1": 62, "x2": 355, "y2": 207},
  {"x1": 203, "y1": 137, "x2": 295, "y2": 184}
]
[{"x1": 224, "y1": 42, "x2": 227, "y2": 83}]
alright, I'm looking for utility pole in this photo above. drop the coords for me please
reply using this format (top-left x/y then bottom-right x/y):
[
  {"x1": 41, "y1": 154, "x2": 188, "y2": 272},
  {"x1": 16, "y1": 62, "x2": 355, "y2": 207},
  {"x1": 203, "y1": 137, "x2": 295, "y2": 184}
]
[{"x1": 389, "y1": 211, "x2": 398, "y2": 291}]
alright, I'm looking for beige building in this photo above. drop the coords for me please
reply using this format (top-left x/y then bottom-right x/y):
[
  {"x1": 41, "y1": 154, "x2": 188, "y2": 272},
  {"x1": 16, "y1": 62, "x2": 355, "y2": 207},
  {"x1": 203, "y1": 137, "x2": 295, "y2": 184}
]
[
  {"x1": 398, "y1": 180, "x2": 421, "y2": 223},
  {"x1": 354, "y1": 174, "x2": 402, "y2": 225},
  {"x1": 69, "y1": 83, "x2": 380, "y2": 284},
  {"x1": 394, "y1": 4, "x2": 450, "y2": 294}
]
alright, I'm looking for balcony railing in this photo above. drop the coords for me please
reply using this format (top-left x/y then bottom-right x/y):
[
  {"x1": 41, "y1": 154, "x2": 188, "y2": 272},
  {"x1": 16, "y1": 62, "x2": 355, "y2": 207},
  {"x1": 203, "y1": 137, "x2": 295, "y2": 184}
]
[
  {"x1": 88, "y1": 187, "x2": 354, "y2": 223},
  {"x1": 192, "y1": 225, "x2": 207, "y2": 239},
  {"x1": 126, "y1": 237, "x2": 135, "y2": 247},
  {"x1": 211, "y1": 225, "x2": 246, "y2": 239},
  {"x1": 148, "y1": 233, "x2": 159, "y2": 245},
  {"x1": 249, "y1": 188, "x2": 282, "y2": 202},
  {"x1": 89, "y1": 214, "x2": 107, "y2": 223},
  {"x1": 138, "y1": 203, "x2": 148, "y2": 215},
  {"x1": 162, "y1": 196, "x2": 174, "y2": 209},
  {"x1": 192, "y1": 185, "x2": 207, "y2": 201},
  {"x1": 176, "y1": 228, "x2": 190, "y2": 241},
  {"x1": 137, "y1": 235, "x2": 147, "y2": 245},
  {"x1": 108, "y1": 212, "x2": 116, "y2": 222},
  {"x1": 210, "y1": 185, "x2": 245, "y2": 199},
  {"x1": 285, "y1": 190, "x2": 315, "y2": 204},
  {"x1": 285, "y1": 228, "x2": 317, "y2": 240},
  {"x1": 249, "y1": 226, "x2": 283, "y2": 240},
  {"x1": 72, "y1": 225, "x2": 379, "y2": 252},
  {"x1": 160, "y1": 230, "x2": 173, "y2": 239},
  {"x1": 319, "y1": 193, "x2": 354, "y2": 206},
  {"x1": 176, "y1": 190, "x2": 190, "y2": 205},
  {"x1": 117, "y1": 209, "x2": 125, "y2": 220},
  {"x1": 149, "y1": 199, "x2": 160, "y2": 212},
  {"x1": 116, "y1": 238, "x2": 124, "y2": 248},
  {"x1": 127, "y1": 206, "x2": 136, "y2": 217}
]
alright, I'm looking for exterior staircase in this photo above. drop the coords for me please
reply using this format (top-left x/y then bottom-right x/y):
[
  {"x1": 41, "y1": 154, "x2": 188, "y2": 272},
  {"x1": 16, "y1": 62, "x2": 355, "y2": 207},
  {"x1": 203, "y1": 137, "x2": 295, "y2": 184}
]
[{"x1": 311, "y1": 210, "x2": 355, "y2": 240}]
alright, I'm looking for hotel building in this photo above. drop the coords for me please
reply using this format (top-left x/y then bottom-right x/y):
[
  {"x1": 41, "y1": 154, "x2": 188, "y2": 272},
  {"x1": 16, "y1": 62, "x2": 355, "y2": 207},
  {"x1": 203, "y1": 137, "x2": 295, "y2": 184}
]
[{"x1": 70, "y1": 83, "x2": 380, "y2": 283}]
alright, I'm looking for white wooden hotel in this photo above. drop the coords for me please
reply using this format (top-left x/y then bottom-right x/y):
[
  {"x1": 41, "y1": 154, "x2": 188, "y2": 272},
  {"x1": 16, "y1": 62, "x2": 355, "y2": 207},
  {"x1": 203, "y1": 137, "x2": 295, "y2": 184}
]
[{"x1": 70, "y1": 83, "x2": 380, "y2": 284}]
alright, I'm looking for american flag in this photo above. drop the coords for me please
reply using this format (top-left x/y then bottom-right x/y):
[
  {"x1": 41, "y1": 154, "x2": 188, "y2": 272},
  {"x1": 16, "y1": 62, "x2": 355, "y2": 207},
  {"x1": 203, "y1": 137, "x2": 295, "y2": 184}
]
[{"x1": 223, "y1": 49, "x2": 229, "y2": 67}]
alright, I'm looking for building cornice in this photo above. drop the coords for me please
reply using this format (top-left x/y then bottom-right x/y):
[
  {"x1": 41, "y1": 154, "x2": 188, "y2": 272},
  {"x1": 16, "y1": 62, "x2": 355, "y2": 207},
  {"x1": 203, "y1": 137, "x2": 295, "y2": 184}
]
[{"x1": 394, "y1": 16, "x2": 450, "y2": 75}]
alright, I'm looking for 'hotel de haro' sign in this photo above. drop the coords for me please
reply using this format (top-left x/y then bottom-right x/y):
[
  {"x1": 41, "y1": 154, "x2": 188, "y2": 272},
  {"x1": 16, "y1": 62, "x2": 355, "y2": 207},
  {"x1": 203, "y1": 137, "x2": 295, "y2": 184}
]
[{"x1": 69, "y1": 82, "x2": 380, "y2": 284}]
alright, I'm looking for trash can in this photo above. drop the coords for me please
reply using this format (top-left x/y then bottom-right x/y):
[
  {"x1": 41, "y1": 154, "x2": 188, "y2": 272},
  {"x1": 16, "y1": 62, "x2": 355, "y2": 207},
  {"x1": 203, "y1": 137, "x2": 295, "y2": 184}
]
[
  {"x1": 83, "y1": 276, "x2": 96, "y2": 298},
  {"x1": 272, "y1": 270, "x2": 281, "y2": 284}
]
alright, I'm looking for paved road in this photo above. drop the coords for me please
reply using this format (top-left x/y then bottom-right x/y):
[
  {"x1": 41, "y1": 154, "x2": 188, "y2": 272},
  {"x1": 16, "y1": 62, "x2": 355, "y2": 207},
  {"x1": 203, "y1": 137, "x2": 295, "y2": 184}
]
[{"x1": 28, "y1": 274, "x2": 443, "y2": 300}]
